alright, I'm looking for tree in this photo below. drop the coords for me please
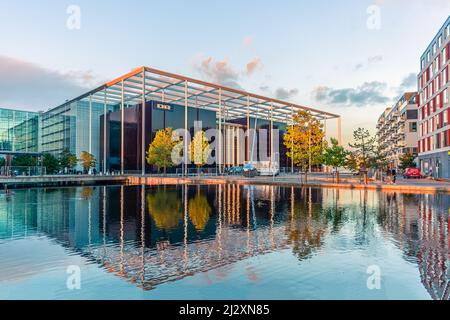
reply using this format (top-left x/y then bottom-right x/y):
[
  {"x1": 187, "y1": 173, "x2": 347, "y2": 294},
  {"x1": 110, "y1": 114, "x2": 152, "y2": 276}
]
[
  {"x1": 190, "y1": 131, "x2": 211, "y2": 175},
  {"x1": 188, "y1": 193, "x2": 211, "y2": 232},
  {"x1": 348, "y1": 128, "x2": 375, "y2": 184},
  {"x1": 323, "y1": 138, "x2": 348, "y2": 183},
  {"x1": 11, "y1": 155, "x2": 37, "y2": 167},
  {"x1": 59, "y1": 148, "x2": 78, "y2": 172},
  {"x1": 146, "y1": 128, "x2": 177, "y2": 175},
  {"x1": 399, "y1": 153, "x2": 416, "y2": 170},
  {"x1": 283, "y1": 110, "x2": 325, "y2": 183},
  {"x1": 43, "y1": 153, "x2": 60, "y2": 175},
  {"x1": 79, "y1": 151, "x2": 96, "y2": 174},
  {"x1": 370, "y1": 144, "x2": 389, "y2": 181},
  {"x1": 146, "y1": 189, "x2": 182, "y2": 231}
]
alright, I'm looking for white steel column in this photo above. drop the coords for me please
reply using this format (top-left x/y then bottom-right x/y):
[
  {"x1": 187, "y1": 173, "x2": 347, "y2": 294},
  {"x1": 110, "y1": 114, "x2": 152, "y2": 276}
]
[
  {"x1": 270, "y1": 103, "x2": 274, "y2": 165},
  {"x1": 246, "y1": 96, "x2": 250, "y2": 162},
  {"x1": 337, "y1": 116, "x2": 342, "y2": 146},
  {"x1": 141, "y1": 70, "x2": 146, "y2": 176},
  {"x1": 121, "y1": 80, "x2": 124, "y2": 175},
  {"x1": 89, "y1": 94, "x2": 92, "y2": 155},
  {"x1": 103, "y1": 89, "x2": 107, "y2": 174},
  {"x1": 291, "y1": 105, "x2": 294, "y2": 174},
  {"x1": 218, "y1": 88, "x2": 222, "y2": 175},
  {"x1": 184, "y1": 80, "x2": 188, "y2": 177}
]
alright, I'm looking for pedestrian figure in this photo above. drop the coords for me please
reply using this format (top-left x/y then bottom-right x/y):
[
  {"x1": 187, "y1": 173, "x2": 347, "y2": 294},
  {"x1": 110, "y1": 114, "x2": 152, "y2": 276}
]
[
  {"x1": 391, "y1": 168, "x2": 397, "y2": 184},
  {"x1": 386, "y1": 167, "x2": 391, "y2": 184}
]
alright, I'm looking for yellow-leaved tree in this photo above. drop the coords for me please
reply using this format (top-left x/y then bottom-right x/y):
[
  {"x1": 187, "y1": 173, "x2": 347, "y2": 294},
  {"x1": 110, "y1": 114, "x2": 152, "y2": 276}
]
[
  {"x1": 146, "y1": 128, "x2": 177, "y2": 175},
  {"x1": 188, "y1": 191, "x2": 211, "y2": 232},
  {"x1": 190, "y1": 131, "x2": 211, "y2": 175},
  {"x1": 283, "y1": 110, "x2": 325, "y2": 183}
]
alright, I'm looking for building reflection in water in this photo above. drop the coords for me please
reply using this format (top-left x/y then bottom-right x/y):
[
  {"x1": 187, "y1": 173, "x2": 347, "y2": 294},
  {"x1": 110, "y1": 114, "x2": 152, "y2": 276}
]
[{"x1": 0, "y1": 185, "x2": 449, "y2": 299}]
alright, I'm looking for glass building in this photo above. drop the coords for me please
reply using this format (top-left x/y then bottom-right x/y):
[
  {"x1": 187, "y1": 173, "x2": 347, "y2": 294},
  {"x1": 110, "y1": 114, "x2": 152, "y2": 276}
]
[
  {"x1": 7, "y1": 67, "x2": 340, "y2": 174},
  {"x1": 0, "y1": 108, "x2": 39, "y2": 152}
]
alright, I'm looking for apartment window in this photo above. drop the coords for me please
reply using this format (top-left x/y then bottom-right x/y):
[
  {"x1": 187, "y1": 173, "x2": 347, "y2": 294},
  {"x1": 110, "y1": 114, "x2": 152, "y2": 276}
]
[
  {"x1": 444, "y1": 67, "x2": 448, "y2": 84},
  {"x1": 427, "y1": 50, "x2": 431, "y2": 62},
  {"x1": 446, "y1": 24, "x2": 450, "y2": 38},
  {"x1": 445, "y1": 89, "x2": 449, "y2": 104},
  {"x1": 406, "y1": 109, "x2": 418, "y2": 120},
  {"x1": 439, "y1": 35, "x2": 443, "y2": 48},
  {"x1": 421, "y1": 58, "x2": 425, "y2": 70},
  {"x1": 443, "y1": 47, "x2": 447, "y2": 66},
  {"x1": 410, "y1": 122, "x2": 417, "y2": 132},
  {"x1": 445, "y1": 110, "x2": 449, "y2": 127},
  {"x1": 433, "y1": 43, "x2": 437, "y2": 55}
]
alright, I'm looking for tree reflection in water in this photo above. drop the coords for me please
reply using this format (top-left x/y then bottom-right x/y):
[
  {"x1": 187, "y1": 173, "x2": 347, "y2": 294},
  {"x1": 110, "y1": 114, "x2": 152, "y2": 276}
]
[
  {"x1": 0, "y1": 185, "x2": 449, "y2": 299},
  {"x1": 146, "y1": 187, "x2": 182, "y2": 231}
]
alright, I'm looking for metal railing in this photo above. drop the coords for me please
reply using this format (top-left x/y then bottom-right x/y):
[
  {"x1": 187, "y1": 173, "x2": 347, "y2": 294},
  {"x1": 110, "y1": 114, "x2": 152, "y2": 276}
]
[{"x1": 0, "y1": 166, "x2": 46, "y2": 177}]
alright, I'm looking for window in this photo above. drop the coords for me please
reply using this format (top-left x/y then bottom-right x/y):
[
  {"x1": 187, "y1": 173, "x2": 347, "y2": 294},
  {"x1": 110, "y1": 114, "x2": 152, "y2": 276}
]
[
  {"x1": 406, "y1": 109, "x2": 418, "y2": 120},
  {"x1": 444, "y1": 89, "x2": 449, "y2": 104},
  {"x1": 443, "y1": 47, "x2": 447, "y2": 66},
  {"x1": 421, "y1": 58, "x2": 425, "y2": 70},
  {"x1": 433, "y1": 43, "x2": 437, "y2": 55},
  {"x1": 438, "y1": 35, "x2": 443, "y2": 48},
  {"x1": 410, "y1": 122, "x2": 417, "y2": 132},
  {"x1": 446, "y1": 24, "x2": 450, "y2": 38}
]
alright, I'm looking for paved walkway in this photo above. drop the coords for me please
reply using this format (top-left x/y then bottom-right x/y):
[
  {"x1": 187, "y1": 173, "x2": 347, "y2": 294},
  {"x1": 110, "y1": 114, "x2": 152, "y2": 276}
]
[{"x1": 130, "y1": 174, "x2": 450, "y2": 194}]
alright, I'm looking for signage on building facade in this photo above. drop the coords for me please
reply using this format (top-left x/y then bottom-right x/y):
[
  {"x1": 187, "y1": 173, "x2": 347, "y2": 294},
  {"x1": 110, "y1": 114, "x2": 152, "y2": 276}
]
[{"x1": 154, "y1": 103, "x2": 173, "y2": 112}]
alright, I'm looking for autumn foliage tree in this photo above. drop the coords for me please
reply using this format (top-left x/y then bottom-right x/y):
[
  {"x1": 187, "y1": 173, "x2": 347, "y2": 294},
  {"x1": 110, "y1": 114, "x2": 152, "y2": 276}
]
[
  {"x1": 79, "y1": 151, "x2": 96, "y2": 174},
  {"x1": 146, "y1": 128, "x2": 177, "y2": 175},
  {"x1": 283, "y1": 110, "x2": 325, "y2": 183},
  {"x1": 190, "y1": 131, "x2": 211, "y2": 175}
]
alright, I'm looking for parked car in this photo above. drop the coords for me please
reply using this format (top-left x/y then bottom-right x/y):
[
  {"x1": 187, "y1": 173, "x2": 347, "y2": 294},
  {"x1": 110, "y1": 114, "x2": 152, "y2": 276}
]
[
  {"x1": 243, "y1": 163, "x2": 258, "y2": 177},
  {"x1": 403, "y1": 168, "x2": 421, "y2": 179}
]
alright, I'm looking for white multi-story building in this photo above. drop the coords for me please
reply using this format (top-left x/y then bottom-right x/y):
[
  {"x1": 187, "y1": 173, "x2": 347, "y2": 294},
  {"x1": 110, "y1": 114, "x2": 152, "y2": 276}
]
[
  {"x1": 377, "y1": 92, "x2": 418, "y2": 167},
  {"x1": 417, "y1": 16, "x2": 450, "y2": 178}
]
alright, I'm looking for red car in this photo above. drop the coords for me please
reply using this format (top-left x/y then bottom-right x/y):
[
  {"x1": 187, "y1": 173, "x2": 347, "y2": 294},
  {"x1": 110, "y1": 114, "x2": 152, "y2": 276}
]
[{"x1": 403, "y1": 168, "x2": 421, "y2": 179}]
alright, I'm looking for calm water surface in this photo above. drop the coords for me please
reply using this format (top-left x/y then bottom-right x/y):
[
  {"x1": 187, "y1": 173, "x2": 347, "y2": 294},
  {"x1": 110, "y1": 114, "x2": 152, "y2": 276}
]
[{"x1": 0, "y1": 184, "x2": 449, "y2": 300}]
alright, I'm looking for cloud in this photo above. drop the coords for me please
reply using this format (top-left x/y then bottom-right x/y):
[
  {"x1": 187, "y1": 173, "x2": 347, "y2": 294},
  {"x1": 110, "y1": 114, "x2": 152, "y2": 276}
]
[
  {"x1": 0, "y1": 55, "x2": 97, "y2": 111},
  {"x1": 259, "y1": 85, "x2": 299, "y2": 101},
  {"x1": 312, "y1": 81, "x2": 389, "y2": 107},
  {"x1": 246, "y1": 57, "x2": 262, "y2": 76},
  {"x1": 193, "y1": 56, "x2": 262, "y2": 90},
  {"x1": 398, "y1": 73, "x2": 417, "y2": 92},
  {"x1": 368, "y1": 55, "x2": 383, "y2": 64},
  {"x1": 274, "y1": 88, "x2": 299, "y2": 100},
  {"x1": 354, "y1": 55, "x2": 383, "y2": 70}
]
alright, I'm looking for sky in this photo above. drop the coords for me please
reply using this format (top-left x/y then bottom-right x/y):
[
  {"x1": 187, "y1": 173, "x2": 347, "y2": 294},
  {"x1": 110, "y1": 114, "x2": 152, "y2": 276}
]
[{"x1": 0, "y1": 0, "x2": 450, "y2": 144}]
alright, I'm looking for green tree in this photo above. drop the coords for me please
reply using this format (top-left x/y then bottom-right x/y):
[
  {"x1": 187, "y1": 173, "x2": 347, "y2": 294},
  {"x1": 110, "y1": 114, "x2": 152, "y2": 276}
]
[
  {"x1": 323, "y1": 138, "x2": 348, "y2": 183},
  {"x1": 283, "y1": 110, "x2": 325, "y2": 183},
  {"x1": 43, "y1": 153, "x2": 60, "y2": 175},
  {"x1": 12, "y1": 155, "x2": 37, "y2": 167},
  {"x1": 399, "y1": 153, "x2": 416, "y2": 170},
  {"x1": 79, "y1": 151, "x2": 96, "y2": 174},
  {"x1": 146, "y1": 128, "x2": 177, "y2": 175},
  {"x1": 348, "y1": 128, "x2": 375, "y2": 184},
  {"x1": 370, "y1": 144, "x2": 389, "y2": 181},
  {"x1": 59, "y1": 148, "x2": 78, "y2": 172},
  {"x1": 190, "y1": 131, "x2": 211, "y2": 175}
]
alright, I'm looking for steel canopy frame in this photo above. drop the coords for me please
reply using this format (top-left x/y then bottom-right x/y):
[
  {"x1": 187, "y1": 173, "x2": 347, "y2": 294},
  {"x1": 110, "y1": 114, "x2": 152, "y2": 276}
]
[{"x1": 56, "y1": 66, "x2": 341, "y2": 176}]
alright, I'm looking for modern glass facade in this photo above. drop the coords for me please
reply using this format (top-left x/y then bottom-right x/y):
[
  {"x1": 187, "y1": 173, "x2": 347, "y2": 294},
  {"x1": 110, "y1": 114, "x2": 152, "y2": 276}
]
[
  {"x1": 102, "y1": 100, "x2": 217, "y2": 173},
  {"x1": 40, "y1": 100, "x2": 116, "y2": 170},
  {"x1": 0, "y1": 108, "x2": 39, "y2": 152}
]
